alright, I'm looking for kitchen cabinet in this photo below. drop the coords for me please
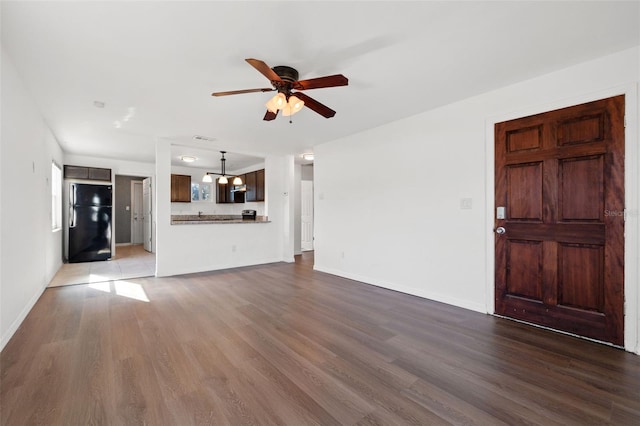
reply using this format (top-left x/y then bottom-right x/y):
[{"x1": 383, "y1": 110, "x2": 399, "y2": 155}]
[
  {"x1": 216, "y1": 179, "x2": 244, "y2": 203},
  {"x1": 244, "y1": 172, "x2": 256, "y2": 202},
  {"x1": 245, "y1": 169, "x2": 265, "y2": 202},
  {"x1": 64, "y1": 165, "x2": 112, "y2": 182},
  {"x1": 216, "y1": 179, "x2": 231, "y2": 203},
  {"x1": 171, "y1": 174, "x2": 191, "y2": 202},
  {"x1": 256, "y1": 169, "x2": 265, "y2": 201},
  {"x1": 216, "y1": 169, "x2": 264, "y2": 204}
]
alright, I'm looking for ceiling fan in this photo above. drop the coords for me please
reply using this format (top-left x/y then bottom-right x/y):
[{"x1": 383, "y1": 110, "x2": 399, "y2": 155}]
[{"x1": 211, "y1": 58, "x2": 348, "y2": 121}]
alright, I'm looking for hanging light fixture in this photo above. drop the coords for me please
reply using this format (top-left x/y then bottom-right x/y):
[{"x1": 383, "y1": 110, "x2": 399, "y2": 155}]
[
  {"x1": 282, "y1": 95, "x2": 304, "y2": 117},
  {"x1": 266, "y1": 93, "x2": 286, "y2": 113},
  {"x1": 201, "y1": 151, "x2": 242, "y2": 185},
  {"x1": 265, "y1": 92, "x2": 305, "y2": 117}
]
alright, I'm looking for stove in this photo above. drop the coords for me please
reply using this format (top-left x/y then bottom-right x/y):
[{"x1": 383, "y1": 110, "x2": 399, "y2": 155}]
[{"x1": 242, "y1": 209, "x2": 257, "y2": 221}]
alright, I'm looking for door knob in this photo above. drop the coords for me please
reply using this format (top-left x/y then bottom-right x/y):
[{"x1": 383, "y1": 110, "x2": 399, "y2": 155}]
[{"x1": 496, "y1": 226, "x2": 506, "y2": 234}]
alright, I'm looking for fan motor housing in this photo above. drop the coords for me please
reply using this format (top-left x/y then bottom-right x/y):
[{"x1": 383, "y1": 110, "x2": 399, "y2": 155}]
[{"x1": 272, "y1": 66, "x2": 299, "y2": 82}]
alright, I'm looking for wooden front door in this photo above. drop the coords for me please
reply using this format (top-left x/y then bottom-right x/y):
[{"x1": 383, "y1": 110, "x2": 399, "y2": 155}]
[{"x1": 494, "y1": 95, "x2": 625, "y2": 346}]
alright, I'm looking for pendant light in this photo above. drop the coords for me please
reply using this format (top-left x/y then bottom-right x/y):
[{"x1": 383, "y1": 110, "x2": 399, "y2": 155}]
[{"x1": 201, "y1": 151, "x2": 242, "y2": 185}]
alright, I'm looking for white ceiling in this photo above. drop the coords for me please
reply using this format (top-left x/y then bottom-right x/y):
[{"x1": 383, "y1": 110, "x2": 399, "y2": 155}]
[{"x1": 2, "y1": 1, "x2": 638, "y2": 168}]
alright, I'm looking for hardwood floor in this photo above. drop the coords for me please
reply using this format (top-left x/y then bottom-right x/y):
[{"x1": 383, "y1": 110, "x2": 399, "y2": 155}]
[{"x1": 2, "y1": 252, "x2": 639, "y2": 425}]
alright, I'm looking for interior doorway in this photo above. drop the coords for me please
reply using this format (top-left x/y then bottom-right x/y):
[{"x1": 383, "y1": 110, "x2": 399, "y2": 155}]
[
  {"x1": 494, "y1": 95, "x2": 625, "y2": 346},
  {"x1": 115, "y1": 174, "x2": 155, "y2": 256}
]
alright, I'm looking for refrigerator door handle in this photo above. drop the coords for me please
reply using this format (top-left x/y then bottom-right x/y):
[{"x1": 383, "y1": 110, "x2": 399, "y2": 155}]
[{"x1": 69, "y1": 207, "x2": 76, "y2": 228}]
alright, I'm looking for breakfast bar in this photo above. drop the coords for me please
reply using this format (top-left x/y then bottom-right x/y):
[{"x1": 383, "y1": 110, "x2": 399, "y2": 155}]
[{"x1": 171, "y1": 214, "x2": 269, "y2": 225}]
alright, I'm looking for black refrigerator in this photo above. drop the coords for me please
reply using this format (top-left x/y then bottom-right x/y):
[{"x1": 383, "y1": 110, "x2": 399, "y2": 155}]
[{"x1": 68, "y1": 183, "x2": 112, "y2": 263}]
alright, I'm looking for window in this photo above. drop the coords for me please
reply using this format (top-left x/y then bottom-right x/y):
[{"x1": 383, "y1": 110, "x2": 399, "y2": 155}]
[
  {"x1": 51, "y1": 162, "x2": 62, "y2": 230},
  {"x1": 191, "y1": 182, "x2": 200, "y2": 201},
  {"x1": 191, "y1": 182, "x2": 211, "y2": 202},
  {"x1": 201, "y1": 184, "x2": 211, "y2": 201}
]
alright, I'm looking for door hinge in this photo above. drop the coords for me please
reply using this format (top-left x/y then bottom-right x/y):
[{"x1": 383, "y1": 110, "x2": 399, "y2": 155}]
[{"x1": 624, "y1": 115, "x2": 627, "y2": 128}]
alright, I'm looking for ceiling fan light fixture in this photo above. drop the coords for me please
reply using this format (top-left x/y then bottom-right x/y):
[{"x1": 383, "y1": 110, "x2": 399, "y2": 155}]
[
  {"x1": 202, "y1": 173, "x2": 213, "y2": 183},
  {"x1": 289, "y1": 95, "x2": 304, "y2": 113},
  {"x1": 266, "y1": 92, "x2": 286, "y2": 113},
  {"x1": 212, "y1": 58, "x2": 347, "y2": 121},
  {"x1": 282, "y1": 96, "x2": 305, "y2": 117}
]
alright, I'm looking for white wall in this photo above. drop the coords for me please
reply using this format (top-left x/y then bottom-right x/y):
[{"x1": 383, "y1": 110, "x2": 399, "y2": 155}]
[
  {"x1": 314, "y1": 47, "x2": 640, "y2": 354},
  {"x1": 155, "y1": 139, "x2": 294, "y2": 277},
  {"x1": 1, "y1": 48, "x2": 64, "y2": 350}
]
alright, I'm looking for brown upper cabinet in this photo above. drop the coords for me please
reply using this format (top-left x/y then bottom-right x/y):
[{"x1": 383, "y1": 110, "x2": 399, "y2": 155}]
[
  {"x1": 171, "y1": 174, "x2": 191, "y2": 202},
  {"x1": 217, "y1": 169, "x2": 265, "y2": 204},
  {"x1": 64, "y1": 165, "x2": 112, "y2": 181},
  {"x1": 216, "y1": 178, "x2": 244, "y2": 204},
  {"x1": 216, "y1": 178, "x2": 232, "y2": 203},
  {"x1": 245, "y1": 169, "x2": 265, "y2": 202}
]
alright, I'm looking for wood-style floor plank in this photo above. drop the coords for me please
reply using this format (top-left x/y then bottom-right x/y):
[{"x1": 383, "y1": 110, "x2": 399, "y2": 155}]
[{"x1": 2, "y1": 252, "x2": 640, "y2": 425}]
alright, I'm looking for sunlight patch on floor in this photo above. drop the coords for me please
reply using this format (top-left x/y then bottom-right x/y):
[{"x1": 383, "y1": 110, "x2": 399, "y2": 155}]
[{"x1": 88, "y1": 280, "x2": 150, "y2": 302}]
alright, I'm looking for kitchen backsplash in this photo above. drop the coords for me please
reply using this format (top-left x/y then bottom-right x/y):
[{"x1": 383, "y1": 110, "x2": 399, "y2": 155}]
[{"x1": 171, "y1": 201, "x2": 265, "y2": 216}]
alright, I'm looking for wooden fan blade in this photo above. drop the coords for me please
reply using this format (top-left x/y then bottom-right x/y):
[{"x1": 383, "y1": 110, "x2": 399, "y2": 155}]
[
  {"x1": 293, "y1": 74, "x2": 348, "y2": 90},
  {"x1": 246, "y1": 58, "x2": 282, "y2": 82},
  {"x1": 293, "y1": 92, "x2": 336, "y2": 118},
  {"x1": 263, "y1": 109, "x2": 278, "y2": 121},
  {"x1": 212, "y1": 88, "x2": 273, "y2": 97}
]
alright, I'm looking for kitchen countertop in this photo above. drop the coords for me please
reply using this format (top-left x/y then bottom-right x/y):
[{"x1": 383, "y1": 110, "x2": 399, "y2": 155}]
[{"x1": 171, "y1": 214, "x2": 270, "y2": 225}]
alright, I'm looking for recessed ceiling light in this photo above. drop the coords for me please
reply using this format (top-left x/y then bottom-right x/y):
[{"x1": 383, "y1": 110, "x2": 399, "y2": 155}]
[
  {"x1": 94, "y1": 100, "x2": 105, "y2": 108},
  {"x1": 302, "y1": 153, "x2": 314, "y2": 161},
  {"x1": 180, "y1": 156, "x2": 197, "y2": 163},
  {"x1": 193, "y1": 135, "x2": 216, "y2": 142}
]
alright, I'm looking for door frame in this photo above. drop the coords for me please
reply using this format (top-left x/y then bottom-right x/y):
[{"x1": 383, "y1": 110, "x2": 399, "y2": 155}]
[
  {"x1": 484, "y1": 84, "x2": 639, "y2": 353},
  {"x1": 131, "y1": 180, "x2": 144, "y2": 244},
  {"x1": 301, "y1": 180, "x2": 314, "y2": 251}
]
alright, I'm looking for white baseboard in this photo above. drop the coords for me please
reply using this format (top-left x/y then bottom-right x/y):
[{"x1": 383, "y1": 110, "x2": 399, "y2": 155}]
[
  {"x1": 156, "y1": 257, "x2": 284, "y2": 278},
  {"x1": 0, "y1": 281, "x2": 47, "y2": 351},
  {"x1": 313, "y1": 264, "x2": 487, "y2": 314}
]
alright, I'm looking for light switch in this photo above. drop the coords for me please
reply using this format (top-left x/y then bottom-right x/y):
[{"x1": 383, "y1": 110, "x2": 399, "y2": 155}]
[
  {"x1": 125, "y1": 206, "x2": 130, "y2": 211},
  {"x1": 460, "y1": 198, "x2": 472, "y2": 209}
]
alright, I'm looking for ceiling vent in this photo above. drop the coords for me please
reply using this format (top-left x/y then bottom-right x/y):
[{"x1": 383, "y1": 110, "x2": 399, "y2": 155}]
[{"x1": 193, "y1": 135, "x2": 216, "y2": 142}]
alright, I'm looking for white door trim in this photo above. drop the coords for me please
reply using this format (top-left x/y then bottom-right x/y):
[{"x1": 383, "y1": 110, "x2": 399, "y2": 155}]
[
  {"x1": 301, "y1": 180, "x2": 314, "y2": 251},
  {"x1": 131, "y1": 180, "x2": 144, "y2": 244}
]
